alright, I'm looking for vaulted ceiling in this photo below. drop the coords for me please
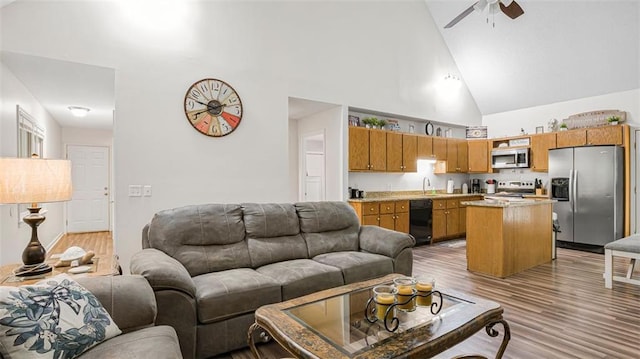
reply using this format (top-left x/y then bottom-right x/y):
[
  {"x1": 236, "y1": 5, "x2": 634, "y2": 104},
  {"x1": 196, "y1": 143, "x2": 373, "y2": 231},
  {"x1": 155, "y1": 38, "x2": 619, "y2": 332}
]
[{"x1": 425, "y1": 0, "x2": 639, "y2": 115}]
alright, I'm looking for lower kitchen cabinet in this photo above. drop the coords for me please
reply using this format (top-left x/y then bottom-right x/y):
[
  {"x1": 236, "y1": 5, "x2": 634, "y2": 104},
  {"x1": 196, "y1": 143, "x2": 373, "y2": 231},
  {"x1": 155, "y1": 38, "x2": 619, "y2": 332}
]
[
  {"x1": 432, "y1": 196, "x2": 482, "y2": 242},
  {"x1": 349, "y1": 200, "x2": 409, "y2": 234}
]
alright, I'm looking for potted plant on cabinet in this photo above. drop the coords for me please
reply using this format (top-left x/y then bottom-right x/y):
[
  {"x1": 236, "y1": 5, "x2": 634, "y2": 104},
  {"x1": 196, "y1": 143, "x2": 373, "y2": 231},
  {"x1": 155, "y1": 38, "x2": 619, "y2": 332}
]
[
  {"x1": 559, "y1": 123, "x2": 568, "y2": 131},
  {"x1": 607, "y1": 115, "x2": 620, "y2": 125},
  {"x1": 361, "y1": 117, "x2": 376, "y2": 128}
]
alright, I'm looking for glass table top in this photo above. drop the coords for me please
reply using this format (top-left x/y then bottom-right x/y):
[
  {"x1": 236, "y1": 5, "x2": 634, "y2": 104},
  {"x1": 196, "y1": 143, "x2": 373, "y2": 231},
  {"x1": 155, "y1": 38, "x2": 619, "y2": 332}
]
[{"x1": 284, "y1": 285, "x2": 473, "y2": 357}]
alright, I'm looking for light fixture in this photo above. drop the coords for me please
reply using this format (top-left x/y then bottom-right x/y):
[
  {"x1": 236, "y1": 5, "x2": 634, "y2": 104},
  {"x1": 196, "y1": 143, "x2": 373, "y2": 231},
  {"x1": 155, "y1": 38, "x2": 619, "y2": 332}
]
[
  {"x1": 0, "y1": 156, "x2": 72, "y2": 277},
  {"x1": 68, "y1": 106, "x2": 91, "y2": 117}
]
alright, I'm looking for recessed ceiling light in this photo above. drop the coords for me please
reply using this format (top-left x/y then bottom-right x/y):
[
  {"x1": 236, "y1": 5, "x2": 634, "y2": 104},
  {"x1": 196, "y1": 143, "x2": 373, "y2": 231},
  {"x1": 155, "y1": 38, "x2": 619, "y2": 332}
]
[{"x1": 68, "y1": 106, "x2": 91, "y2": 117}]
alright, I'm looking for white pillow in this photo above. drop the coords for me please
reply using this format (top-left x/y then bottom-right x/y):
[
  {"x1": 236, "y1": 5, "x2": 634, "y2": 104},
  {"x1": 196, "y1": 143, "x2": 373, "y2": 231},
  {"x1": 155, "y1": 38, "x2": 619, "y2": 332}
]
[{"x1": 0, "y1": 274, "x2": 121, "y2": 358}]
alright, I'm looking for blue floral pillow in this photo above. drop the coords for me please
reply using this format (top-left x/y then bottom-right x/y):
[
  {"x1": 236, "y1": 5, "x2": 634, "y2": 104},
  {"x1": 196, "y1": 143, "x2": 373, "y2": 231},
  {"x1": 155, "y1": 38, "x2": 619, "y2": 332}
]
[{"x1": 0, "y1": 274, "x2": 121, "y2": 358}]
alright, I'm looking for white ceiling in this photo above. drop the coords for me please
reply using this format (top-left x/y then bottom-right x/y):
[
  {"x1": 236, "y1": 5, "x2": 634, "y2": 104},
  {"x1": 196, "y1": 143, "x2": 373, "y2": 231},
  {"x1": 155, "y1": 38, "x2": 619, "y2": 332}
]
[
  {"x1": 1, "y1": 51, "x2": 115, "y2": 130},
  {"x1": 425, "y1": 0, "x2": 639, "y2": 115}
]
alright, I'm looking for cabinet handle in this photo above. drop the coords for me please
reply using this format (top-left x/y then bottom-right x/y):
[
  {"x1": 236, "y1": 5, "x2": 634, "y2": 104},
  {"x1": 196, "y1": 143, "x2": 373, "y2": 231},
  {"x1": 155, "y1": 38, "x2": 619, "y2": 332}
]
[{"x1": 370, "y1": 208, "x2": 375, "y2": 211}]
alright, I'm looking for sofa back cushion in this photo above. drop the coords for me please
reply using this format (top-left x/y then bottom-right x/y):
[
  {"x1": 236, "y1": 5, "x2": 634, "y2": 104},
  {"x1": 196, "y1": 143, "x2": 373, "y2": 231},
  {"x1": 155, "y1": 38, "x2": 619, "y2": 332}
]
[
  {"x1": 243, "y1": 203, "x2": 309, "y2": 267},
  {"x1": 295, "y1": 202, "x2": 360, "y2": 257},
  {"x1": 146, "y1": 204, "x2": 250, "y2": 276}
]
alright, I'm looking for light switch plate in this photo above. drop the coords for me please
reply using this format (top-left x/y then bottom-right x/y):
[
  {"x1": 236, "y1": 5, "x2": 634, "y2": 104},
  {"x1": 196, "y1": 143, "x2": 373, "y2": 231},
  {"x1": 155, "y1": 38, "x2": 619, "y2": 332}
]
[
  {"x1": 128, "y1": 185, "x2": 142, "y2": 197},
  {"x1": 143, "y1": 185, "x2": 152, "y2": 197}
]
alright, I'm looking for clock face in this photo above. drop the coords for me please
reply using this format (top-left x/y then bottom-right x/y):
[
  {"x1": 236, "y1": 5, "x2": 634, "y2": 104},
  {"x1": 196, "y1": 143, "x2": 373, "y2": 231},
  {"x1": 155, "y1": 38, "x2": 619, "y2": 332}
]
[{"x1": 184, "y1": 78, "x2": 243, "y2": 137}]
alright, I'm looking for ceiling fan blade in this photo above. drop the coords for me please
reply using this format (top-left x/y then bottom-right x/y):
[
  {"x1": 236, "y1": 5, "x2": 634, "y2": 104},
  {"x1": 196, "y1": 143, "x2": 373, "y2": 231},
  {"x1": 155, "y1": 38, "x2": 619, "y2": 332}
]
[
  {"x1": 499, "y1": 0, "x2": 524, "y2": 19},
  {"x1": 444, "y1": 2, "x2": 479, "y2": 29}
]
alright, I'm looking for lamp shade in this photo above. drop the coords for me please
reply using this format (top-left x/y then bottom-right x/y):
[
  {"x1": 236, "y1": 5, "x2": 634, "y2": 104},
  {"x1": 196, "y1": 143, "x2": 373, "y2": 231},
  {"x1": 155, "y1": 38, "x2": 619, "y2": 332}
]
[{"x1": 0, "y1": 158, "x2": 72, "y2": 204}]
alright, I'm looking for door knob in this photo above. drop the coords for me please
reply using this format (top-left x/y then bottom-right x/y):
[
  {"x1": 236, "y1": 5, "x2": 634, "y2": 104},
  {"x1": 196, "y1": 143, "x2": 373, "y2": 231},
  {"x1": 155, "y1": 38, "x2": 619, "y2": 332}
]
[{"x1": 104, "y1": 193, "x2": 108, "y2": 196}]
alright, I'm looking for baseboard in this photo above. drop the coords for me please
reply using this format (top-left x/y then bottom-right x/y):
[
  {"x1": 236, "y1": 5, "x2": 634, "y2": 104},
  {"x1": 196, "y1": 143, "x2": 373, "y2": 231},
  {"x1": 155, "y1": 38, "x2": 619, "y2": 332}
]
[
  {"x1": 556, "y1": 240, "x2": 604, "y2": 254},
  {"x1": 46, "y1": 232, "x2": 65, "y2": 253}
]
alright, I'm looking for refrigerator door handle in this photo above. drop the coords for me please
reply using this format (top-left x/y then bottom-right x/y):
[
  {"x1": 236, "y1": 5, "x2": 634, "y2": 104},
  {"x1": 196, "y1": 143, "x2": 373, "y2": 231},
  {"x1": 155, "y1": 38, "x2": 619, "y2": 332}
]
[
  {"x1": 568, "y1": 170, "x2": 574, "y2": 210},
  {"x1": 573, "y1": 170, "x2": 578, "y2": 212}
]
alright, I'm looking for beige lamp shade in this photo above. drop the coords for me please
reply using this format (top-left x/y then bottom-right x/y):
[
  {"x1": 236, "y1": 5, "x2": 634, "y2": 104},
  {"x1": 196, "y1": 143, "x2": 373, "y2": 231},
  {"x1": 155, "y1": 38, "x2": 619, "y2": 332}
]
[{"x1": 0, "y1": 158, "x2": 72, "y2": 204}]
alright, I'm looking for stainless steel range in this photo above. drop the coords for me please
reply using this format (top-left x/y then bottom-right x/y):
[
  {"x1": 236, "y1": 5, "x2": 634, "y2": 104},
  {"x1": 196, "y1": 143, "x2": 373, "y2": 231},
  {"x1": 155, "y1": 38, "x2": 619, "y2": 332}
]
[{"x1": 492, "y1": 180, "x2": 536, "y2": 197}]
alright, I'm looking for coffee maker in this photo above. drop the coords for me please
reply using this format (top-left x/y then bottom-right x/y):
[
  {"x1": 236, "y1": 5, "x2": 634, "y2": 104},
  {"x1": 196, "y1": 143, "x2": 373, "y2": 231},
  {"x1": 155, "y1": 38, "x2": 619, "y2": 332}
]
[{"x1": 471, "y1": 179, "x2": 481, "y2": 194}]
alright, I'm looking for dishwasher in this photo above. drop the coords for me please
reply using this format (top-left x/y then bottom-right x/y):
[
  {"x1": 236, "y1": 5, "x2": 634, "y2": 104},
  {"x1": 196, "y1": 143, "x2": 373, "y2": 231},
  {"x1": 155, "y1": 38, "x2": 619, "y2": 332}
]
[{"x1": 409, "y1": 199, "x2": 432, "y2": 246}]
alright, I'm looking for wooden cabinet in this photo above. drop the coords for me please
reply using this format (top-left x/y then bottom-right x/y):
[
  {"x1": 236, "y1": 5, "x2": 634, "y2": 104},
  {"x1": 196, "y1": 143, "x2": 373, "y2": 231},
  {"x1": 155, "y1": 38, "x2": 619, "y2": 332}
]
[
  {"x1": 530, "y1": 133, "x2": 556, "y2": 172},
  {"x1": 349, "y1": 127, "x2": 387, "y2": 171},
  {"x1": 467, "y1": 140, "x2": 489, "y2": 173},
  {"x1": 432, "y1": 196, "x2": 482, "y2": 242},
  {"x1": 555, "y1": 125, "x2": 623, "y2": 149},
  {"x1": 387, "y1": 133, "x2": 417, "y2": 172},
  {"x1": 446, "y1": 140, "x2": 458, "y2": 172},
  {"x1": 349, "y1": 200, "x2": 409, "y2": 234},
  {"x1": 587, "y1": 125, "x2": 623, "y2": 145},
  {"x1": 432, "y1": 137, "x2": 447, "y2": 161},
  {"x1": 417, "y1": 135, "x2": 434, "y2": 159},
  {"x1": 457, "y1": 140, "x2": 468, "y2": 172}
]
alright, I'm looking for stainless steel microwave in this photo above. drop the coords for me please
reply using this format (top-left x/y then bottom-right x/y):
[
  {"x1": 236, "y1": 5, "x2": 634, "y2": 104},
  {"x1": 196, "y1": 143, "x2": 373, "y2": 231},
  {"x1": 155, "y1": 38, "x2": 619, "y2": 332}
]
[{"x1": 491, "y1": 148, "x2": 530, "y2": 169}]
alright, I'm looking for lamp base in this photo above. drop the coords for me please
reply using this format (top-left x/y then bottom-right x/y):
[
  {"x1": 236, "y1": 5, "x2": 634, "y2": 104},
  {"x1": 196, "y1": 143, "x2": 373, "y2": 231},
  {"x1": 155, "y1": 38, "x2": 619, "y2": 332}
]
[{"x1": 14, "y1": 263, "x2": 53, "y2": 277}]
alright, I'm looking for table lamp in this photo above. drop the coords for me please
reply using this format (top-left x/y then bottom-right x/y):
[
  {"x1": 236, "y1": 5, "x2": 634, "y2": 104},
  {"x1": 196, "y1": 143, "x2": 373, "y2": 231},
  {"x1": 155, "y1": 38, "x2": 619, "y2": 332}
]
[{"x1": 0, "y1": 157, "x2": 72, "y2": 277}]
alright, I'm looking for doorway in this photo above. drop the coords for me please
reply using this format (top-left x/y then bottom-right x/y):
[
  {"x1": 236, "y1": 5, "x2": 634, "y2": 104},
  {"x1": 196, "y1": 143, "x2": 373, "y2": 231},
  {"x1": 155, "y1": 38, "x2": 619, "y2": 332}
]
[
  {"x1": 66, "y1": 145, "x2": 110, "y2": 233},
  {"x1": 301, "y1": 132, "x2": 326, "y2": 201}
]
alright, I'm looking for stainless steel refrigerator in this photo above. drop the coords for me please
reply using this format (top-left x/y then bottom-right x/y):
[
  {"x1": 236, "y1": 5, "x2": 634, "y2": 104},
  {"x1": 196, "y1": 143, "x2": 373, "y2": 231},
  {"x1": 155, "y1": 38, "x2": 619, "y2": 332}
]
[{"x1": 548, "y1": 146, "x2": 623, "y2": 247}]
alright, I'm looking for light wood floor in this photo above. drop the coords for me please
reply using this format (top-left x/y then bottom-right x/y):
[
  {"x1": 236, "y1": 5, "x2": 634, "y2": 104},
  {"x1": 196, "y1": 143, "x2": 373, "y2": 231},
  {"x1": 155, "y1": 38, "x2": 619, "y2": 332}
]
[
  {"x1": 50, "y1": 231, "x2": 113, "y2": 259},
  {"x1": 63, "y1": 233, "x2": 640, "y2": 358},
  {"x1": 224, "y1": 241, "x2": 640, "y2": 359}
]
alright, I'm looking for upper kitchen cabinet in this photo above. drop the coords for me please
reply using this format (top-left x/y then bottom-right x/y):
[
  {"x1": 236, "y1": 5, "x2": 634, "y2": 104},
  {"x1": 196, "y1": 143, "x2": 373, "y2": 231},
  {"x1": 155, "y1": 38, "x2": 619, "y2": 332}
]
[
  {"x1": 530, "y1": 133, "x2": 556, "y2": 172},
  {"x1": 432, "y1": 137, "x2": 447, "y2": 161},
  {"x1": 457, "y1": 140, "x2": 468, "y2": 173},
  {"x1": 387, "y1": 133, "x2": 417, "y2": 172},
  {"x1": 417, "y1": 135, "x2": 434, "y2": 159},
  {"x1": 349, "y1": 127, "x2": 386, "y2": 171},
  {"x1": 467, "y1": 140, "x2": 489, "y2": 173},
  {"x1": 556, "y1": 125, "x2": 624, "y2": 148},
  {"x1": 587, "y1": 125, "x2": 623, "y2": 145}
]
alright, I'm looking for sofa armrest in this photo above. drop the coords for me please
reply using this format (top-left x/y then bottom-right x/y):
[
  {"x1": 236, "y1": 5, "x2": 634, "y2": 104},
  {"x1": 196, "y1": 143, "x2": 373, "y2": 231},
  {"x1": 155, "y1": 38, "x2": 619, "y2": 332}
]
[
  {"x1": 75, "y1": 275, "x2": 156, "y2": 333},
  {"x1": 358, "y1": 225, "x2": 415, "y2": 258},
  {"x1": 130, "y1": 248, "x2": 196, "y2": 298}
]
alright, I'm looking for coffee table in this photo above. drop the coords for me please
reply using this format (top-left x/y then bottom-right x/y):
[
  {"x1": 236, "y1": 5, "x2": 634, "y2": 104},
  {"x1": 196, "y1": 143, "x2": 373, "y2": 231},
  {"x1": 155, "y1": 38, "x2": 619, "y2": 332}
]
[{"x1": 248, "y1": 274, "x2": 510, "y2": 359}]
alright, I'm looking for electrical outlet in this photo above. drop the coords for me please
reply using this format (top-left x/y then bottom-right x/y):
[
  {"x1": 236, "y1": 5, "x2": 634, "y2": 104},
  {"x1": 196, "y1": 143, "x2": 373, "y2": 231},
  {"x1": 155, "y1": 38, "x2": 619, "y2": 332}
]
[
  {"x1": 128, "y1": 185, "x2": 142, "y2": 197},
  {"x1": 143, "y1": 185, "x2": 152, "y2": 197}
]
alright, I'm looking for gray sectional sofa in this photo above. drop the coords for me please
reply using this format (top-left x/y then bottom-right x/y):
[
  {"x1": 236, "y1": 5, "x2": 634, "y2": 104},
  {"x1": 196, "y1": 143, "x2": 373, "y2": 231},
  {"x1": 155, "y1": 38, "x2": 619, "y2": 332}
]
[{"x1": 130, "y1": 201, "x2": 415, "y2": 359}]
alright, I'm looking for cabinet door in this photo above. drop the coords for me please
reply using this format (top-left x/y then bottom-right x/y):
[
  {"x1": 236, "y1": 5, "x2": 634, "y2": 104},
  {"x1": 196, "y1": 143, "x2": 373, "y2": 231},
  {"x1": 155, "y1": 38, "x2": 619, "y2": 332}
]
[
  {"x1": 402, "y1": 134, "x2": 418, "y2": 172},
  {"x1": 395, "y1": 200, "x2": 409, "y2": 213},
  {"x1": 531, "y1": 133, "x2": 556, "y2": 172},
  {"x1": 446, "y1": 208, "x2": 460, "y2": 236},
  {"x1": 417, "y1": 136, "x2": 434, "y2": 159},
  {"x1": 394, "y1": 212, "x2": 410, "y2": 234},
  {"x1": 587, "y1": 125, "x2": 622, "y2": 145},
  {"x1": 459, "y1": 206, "x2": 467, "y2": 234},
  {"x1": 432, "y1": 209, "x2": 447, "y2": 239},
  {"x1": 432, "y1": 199, "x2": 446, "y2": 210},
  {"x1": 433, "y1": 138, "x2": 447, "y2": 161},
  {"x1": 556, "y1": 129, "x2": 586, "y2": 148},
  {"x1": 369, "y1": 130, "x2": 387, "y2": 171},
  {"x1": 467, "y1": 140, "x2": 488, "y2": 173},
  {"x1": 386, "y1": 132, "x2": 403, "y2": 172},
  {"x1": 349, "y1": 127, "x2": 370, "y2": 171},
  {"x1": 363, "y1": 214, "x2": 379, "y2": 226},
  {"x1": 379, "y1": 214, "x2": 395, "y2": 231},
  {"x1": 457, "y1": 140, "x2": 468, "y2": 172},
  {"x1": 446, "y1": 139, "x2": 458, "y2": 173}
]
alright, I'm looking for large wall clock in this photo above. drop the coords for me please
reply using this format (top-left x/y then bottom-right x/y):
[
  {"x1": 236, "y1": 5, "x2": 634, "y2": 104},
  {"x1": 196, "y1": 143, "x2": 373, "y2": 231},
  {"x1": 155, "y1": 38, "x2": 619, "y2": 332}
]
[{"x1": 183, "y1": 78, "x2": 243, "y2": 137}]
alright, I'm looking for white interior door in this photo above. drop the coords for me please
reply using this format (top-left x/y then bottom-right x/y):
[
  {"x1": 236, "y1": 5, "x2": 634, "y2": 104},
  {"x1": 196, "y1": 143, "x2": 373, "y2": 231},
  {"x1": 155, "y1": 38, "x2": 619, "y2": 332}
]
[
  {"x1": 300, "y1": 132, "x2": 326, "y2": 202},
  {"x1": 67, "y1": 145, "x2": 110, "y2": 233}
]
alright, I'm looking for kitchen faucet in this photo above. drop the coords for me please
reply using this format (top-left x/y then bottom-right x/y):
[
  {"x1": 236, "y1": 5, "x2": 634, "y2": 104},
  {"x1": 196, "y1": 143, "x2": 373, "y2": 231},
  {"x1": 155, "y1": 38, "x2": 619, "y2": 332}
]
[{"x1": 423, "y1": 177, "x2": 430, "y2": 195}]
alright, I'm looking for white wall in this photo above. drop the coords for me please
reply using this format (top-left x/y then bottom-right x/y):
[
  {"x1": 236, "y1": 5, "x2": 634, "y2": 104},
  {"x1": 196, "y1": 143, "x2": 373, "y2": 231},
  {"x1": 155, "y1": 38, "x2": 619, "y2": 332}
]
[
  {"x1": 62, "y1": 127, "x2": 112, "y2": 147},
  {"x1": 0, "y1": 1, "x2": 481, "y2": 271},
  {"x1": 0, "y1": 62, "x2": 65, "y2": 264}
]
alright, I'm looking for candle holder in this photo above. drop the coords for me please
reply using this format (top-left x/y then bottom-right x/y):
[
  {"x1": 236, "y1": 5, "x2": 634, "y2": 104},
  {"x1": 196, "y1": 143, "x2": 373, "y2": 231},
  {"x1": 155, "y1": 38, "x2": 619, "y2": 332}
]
[{"x1": 365, "y1": 290, "x2": 443, "y2": 332}]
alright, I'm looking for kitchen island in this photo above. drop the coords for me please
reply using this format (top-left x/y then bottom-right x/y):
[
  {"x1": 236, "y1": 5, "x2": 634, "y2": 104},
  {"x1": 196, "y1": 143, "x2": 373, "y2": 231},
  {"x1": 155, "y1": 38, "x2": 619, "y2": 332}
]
[{"x1": 461, "y1": 198, "x2": 554, "y2": 278}]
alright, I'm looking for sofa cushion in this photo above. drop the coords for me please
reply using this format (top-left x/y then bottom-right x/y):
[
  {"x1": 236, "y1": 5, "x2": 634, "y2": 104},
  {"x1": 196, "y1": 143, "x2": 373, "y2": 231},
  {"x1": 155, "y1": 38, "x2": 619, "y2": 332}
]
[
  {"x1": 243, "y1": 203, "x2": 309, "y2": 267},
  {"x1": 0, "y1": 274, "x2": 121, "y2": 359},
  {"x1": 192, "y1": 268, "x2": 281, "y2": 324},
  {"x1": 295, "y1": 202, "x2": 360, "y2": 257},
  {"x1": 79, "y1": 326, "x2": 181, "y2": 359},
  {"x1": 257, "y1": 259, "x2": 344, "y2": 300},
  {"x1": 313, "y1": 251, "x2": 394, "y2": 284},
  {"x1": 147, "y1": 204, "x2": 250, "y2": 276}
]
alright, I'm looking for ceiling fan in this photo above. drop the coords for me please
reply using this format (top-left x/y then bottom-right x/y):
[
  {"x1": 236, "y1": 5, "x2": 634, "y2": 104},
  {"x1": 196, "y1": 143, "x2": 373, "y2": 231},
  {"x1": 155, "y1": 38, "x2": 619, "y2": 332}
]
[{"x1": 444, "y1": 0, "x2": 524, "y2": 29}]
